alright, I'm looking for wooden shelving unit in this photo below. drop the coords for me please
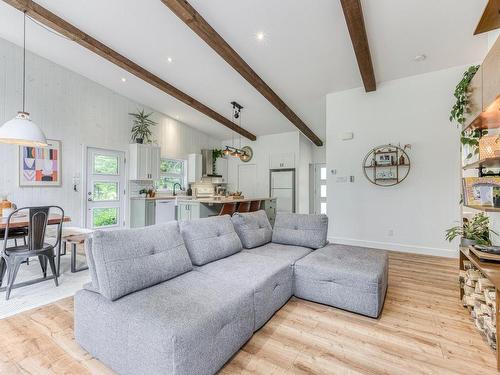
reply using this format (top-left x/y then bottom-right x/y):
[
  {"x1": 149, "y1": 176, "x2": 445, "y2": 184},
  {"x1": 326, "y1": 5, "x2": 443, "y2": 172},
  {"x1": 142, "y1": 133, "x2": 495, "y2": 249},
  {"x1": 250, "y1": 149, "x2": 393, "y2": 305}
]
[
  {"x1": 463, "y1": 157, "x2": 500, "y2": 170},
  {"x1": 464, "y1": 205, "x2": 500, "y2": 212}
]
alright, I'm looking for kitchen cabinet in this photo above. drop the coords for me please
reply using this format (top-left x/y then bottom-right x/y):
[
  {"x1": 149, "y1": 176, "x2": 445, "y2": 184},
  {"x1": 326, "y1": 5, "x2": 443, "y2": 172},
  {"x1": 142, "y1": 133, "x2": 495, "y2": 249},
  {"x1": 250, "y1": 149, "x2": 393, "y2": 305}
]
[
  {"x1": 130, "y1": 199, "x2": 155, "y2": 228},
  {"x1": 270, "y1": 152, "x2": 295, "y2": 169},
  {"x1": 177, "y1": 201, "x2": 201, "y2": 221},
  {"x1": 129, "y1": 144, "x2": 161, "y2": 180},
  {"x1": 188, "y1": 154, "x2": 202, "y2": 183},
  {"x1": 215, "y1": 157, "x2": 228, "y2": 182}
]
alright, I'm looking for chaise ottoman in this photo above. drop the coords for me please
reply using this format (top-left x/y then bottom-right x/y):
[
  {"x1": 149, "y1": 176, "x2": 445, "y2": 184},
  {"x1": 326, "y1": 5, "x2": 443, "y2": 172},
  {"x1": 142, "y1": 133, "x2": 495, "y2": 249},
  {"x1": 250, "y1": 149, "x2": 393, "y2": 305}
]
[{"x1": 293, "y1": 244, "x2": 388, "y2": 318}]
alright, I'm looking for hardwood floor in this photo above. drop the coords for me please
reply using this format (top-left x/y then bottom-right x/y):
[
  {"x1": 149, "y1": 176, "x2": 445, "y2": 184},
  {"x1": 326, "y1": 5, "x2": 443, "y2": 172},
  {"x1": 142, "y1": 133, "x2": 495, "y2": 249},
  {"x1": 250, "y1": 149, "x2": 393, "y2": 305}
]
[{"x1": 0, "y1": 251, "x2": 496, "y2": 374}]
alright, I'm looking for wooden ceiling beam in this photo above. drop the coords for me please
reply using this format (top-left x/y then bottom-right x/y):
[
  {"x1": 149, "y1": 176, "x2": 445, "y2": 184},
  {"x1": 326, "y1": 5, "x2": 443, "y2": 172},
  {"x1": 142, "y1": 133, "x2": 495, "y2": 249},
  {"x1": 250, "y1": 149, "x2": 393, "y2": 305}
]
[
  {"x1": 2, "y1": 0, "x2": 256, "y2": 141},
  {"x1": 474, "y1": 0, "x2": 500, "y2": 35},
  {"x1": 339, "y1": 0, "x2": 376, "y2": 92},
  {"x1": 161, "y1": 0, "x2": 323, "y2": 146}
]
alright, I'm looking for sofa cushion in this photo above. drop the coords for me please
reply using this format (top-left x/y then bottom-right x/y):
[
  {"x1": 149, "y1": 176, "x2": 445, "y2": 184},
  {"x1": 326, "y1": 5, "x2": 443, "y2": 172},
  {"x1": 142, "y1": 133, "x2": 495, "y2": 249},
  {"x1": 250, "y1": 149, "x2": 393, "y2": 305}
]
[
  {"x1": 75, "y1": 271, "x2": 254, "y2": 375},
  {"x1": 179, "y1": 215, "x2": 242, "y2": 266},
  {"x1": 231, "y1": 210, "x2": 272, "y2": 249},
  {"x1": 90, "y1": 222, "x2": 193, "y2": 301},
  {"x1": 196, "y1": 252, "x2": 293, "y2": 330},
  {"x1": 244, "y1": 242, "x2": 312, "y2": 265},
  {"x1": 293, "y1": 244, "x2": 388, "y2": 318},
  {"x1": 272, "y1": 213, "x2": 328, "y2": 249}
]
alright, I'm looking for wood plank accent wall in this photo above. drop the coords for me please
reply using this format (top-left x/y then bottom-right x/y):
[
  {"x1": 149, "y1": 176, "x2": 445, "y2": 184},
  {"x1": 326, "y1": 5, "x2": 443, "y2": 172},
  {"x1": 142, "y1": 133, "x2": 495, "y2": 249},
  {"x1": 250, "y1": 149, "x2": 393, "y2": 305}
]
[
  {"x1": 2, "y1": 0, "x2": 256, "y2": 141},
  {"x1": 161, "y1": 0, "x2": 324, "y2": 147}
]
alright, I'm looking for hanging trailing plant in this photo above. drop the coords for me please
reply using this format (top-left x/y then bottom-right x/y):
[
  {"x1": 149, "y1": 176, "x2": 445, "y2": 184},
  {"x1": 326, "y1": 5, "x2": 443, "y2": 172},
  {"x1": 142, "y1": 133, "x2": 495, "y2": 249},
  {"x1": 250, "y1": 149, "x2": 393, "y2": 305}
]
[
  {"x1": 212, "y1": 149, "x2": 224, "y2": 173},
  {"x1": 129, "y1": 109, "x2": 157, "y2": 144},
  {"x1": 449, "y1": 65, "x2": 480, "y2": 125}
]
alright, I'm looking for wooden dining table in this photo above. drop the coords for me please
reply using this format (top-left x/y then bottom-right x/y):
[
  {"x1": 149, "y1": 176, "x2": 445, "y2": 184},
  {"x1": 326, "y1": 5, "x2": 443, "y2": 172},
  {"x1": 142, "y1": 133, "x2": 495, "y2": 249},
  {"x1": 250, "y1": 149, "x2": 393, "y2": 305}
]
[
  {"x1": 0, "y1": 214, "x2": 71, "y2": 293},
  {"x1": 0, "y1": 214, "x2": 71, "y2": 230}
]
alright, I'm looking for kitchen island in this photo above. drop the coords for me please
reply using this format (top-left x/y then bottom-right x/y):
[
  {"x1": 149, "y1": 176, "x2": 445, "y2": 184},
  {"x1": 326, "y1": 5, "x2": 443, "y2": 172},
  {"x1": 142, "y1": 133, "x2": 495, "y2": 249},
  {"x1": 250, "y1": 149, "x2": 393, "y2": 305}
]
[{"x1": 130, "y1": 196, "x2": 277, "y2": 227}]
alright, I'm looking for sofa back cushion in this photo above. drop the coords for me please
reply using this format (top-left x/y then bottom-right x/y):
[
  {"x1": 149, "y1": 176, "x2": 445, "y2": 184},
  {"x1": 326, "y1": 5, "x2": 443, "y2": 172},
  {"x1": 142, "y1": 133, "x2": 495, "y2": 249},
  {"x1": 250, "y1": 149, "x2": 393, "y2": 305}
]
[
  {"x1": 231, "y1": 210, "x2": 272, "y2": 249},
  {"x1": 179, "y1": 215, "x2": 242, "y2": 266},
  {"x1": 89, "y1": 222, "x2": 193, "y2": 301},
  {"x1": 272, "y1": 213, "x2": 328, "y2": 249}
]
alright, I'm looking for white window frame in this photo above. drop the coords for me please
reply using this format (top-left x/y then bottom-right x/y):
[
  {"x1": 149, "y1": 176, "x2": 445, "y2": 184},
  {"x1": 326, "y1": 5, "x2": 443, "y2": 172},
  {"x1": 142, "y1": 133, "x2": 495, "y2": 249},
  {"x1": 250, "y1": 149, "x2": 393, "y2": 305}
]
[{"x1": 156, "y1": 158, "x2": 187, "y2": 193}]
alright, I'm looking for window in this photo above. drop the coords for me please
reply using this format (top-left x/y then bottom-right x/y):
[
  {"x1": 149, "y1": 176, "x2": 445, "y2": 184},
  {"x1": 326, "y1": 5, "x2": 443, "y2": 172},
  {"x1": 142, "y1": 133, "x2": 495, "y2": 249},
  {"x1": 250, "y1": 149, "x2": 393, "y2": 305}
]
[{"x1": 156, "y1": 159, "x2": 186, "y2": 191}]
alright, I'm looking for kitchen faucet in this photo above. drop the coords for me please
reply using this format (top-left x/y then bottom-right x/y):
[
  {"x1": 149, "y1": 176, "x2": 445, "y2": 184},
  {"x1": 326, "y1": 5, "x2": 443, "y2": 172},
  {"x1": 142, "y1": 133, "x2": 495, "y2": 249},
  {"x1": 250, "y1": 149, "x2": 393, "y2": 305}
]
[{"x1": 173, "y1": 182, "x2": 183, "y2": 196}]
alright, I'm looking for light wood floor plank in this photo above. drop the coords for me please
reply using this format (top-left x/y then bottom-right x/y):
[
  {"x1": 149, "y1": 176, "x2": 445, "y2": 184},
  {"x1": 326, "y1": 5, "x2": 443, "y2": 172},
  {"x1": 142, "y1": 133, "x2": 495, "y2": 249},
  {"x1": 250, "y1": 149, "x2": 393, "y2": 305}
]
[{"x1": 0, "y1": 251, "x2": 495, "y2": 374}]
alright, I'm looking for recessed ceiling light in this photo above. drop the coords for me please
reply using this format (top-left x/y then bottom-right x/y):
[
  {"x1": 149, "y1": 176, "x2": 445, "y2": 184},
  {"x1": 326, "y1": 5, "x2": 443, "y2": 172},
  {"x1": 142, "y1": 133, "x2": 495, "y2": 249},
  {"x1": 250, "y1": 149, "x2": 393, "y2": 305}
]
[
  {"x1": 121, "y1": 77, "x2": 127, "y2": 82},
  {"x1": 167, "y1": 57, "x2": 173, "y2": 63},
  {"x1": 256, "y1": 32, "x2": 265, "y2": 41},
  {"x1": 414, "y1": 54, "x2": 426, "y2": 62}
]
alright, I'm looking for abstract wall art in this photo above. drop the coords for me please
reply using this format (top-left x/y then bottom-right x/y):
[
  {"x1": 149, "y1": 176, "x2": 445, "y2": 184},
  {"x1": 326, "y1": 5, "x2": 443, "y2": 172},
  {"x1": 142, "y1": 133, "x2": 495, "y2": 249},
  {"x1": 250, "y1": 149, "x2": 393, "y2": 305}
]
[{"x1": 19, "y1": 139, "x2": 61, "y2": 186}]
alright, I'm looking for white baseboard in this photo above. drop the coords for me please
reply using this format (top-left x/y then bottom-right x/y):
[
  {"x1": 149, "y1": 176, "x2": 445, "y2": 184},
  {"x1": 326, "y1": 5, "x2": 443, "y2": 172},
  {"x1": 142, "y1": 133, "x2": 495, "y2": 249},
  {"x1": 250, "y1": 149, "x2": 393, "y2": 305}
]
[{"x1": 328, "y1": 237, "x2": 458, "y2": 258}]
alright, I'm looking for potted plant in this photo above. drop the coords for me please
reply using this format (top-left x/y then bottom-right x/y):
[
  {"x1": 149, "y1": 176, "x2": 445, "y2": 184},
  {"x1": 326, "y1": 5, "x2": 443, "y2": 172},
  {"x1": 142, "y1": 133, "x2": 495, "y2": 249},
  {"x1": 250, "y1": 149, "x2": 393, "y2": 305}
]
[
  {"x1": 129, "y1": 109, "x2": 157, "y2": 144},
  {"x1": 445, "y1": 213, "x2": 498, "y2": 246},
  {"x1": 212, "y1": 149, "x2": 224, "y2": 174}
]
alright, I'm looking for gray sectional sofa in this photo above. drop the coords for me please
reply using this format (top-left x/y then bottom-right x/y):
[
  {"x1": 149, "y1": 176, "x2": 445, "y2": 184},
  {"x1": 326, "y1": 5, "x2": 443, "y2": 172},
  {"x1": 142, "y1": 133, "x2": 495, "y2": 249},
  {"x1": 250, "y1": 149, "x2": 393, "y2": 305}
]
[{"x1": 75, "y1": 211, "x2": 388, "y2": 375}]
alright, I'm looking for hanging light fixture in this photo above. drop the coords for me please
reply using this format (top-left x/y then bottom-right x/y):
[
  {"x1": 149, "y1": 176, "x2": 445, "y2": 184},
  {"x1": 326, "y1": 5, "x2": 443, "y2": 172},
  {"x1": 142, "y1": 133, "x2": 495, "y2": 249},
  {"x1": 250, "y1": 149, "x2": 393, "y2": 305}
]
[
  {"x1": 224, "y1": 101, "x2": 247, "y2": 158},
  {"x1": 0, "y1": 12, "x2": 47, "y2": 147}
]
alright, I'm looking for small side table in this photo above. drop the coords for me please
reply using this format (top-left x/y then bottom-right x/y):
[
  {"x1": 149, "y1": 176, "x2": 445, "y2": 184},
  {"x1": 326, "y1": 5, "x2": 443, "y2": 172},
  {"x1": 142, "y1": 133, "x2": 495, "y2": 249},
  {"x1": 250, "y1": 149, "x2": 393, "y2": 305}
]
[{"x1": 62, "y1": 234, "x2": 89, "y2": 273}]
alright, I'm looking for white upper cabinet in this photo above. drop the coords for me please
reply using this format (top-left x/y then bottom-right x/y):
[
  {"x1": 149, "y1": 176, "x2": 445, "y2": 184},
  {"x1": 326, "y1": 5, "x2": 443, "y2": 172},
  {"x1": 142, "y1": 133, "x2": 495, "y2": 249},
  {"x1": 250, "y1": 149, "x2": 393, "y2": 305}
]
[
  {"x1": 215, "y1": 157, "x2": 228, "y2": 182},
  {"x1": 129, "y1": 144, "x2": 161, "y2": 180},
  {"x1": 187, "y1": 153, "x2": 202, "y2": 183},
  {"x1": 270, "y1": 152, "x2": 295, "y2": 169}
]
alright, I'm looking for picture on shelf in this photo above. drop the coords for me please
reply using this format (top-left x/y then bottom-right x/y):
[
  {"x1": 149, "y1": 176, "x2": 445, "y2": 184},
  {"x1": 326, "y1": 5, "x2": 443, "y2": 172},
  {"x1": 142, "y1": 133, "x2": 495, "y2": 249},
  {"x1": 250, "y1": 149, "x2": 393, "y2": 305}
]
[
  {"x1": 375, "y1": 154, "x2": 392, "y2": 166},
  {"x1": 463, "y1": 177, "x2": 500, "y2": 207}
]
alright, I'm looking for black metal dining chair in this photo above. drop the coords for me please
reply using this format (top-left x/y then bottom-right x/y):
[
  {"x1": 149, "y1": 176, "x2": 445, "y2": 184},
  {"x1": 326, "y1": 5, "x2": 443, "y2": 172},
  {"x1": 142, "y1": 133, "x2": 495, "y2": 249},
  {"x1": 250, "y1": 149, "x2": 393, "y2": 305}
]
[{"x1": 0, "y1": 206, "x2": 64, "y2": 300}]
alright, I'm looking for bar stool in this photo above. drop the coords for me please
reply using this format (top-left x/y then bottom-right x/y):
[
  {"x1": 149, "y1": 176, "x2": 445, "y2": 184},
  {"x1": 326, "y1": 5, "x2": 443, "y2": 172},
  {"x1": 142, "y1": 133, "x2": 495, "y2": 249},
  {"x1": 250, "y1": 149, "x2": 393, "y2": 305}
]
[
  {"x1": 237, "y1": 201, "x2": 251, "y2": 213},
  {"x1": 249, "y1": 200, "x2": 262, "y2": 212},
  {"x1": 218, "y1": 202, "x2": 237, "y2": 216}
]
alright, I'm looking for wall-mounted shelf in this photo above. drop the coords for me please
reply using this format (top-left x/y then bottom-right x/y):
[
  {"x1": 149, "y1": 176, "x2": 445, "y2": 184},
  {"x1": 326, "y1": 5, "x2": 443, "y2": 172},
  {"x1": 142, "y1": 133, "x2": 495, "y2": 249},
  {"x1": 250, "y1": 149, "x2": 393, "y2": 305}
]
[
  {"x1": 464, "y1": 204, "x2": 500, "y2": 212},
  {"x1": 463, "y1": 157, "x2": 500, "y2": 170},
  {"x1": 362, "y1": 145, "x2": 411, "y2": 187}
]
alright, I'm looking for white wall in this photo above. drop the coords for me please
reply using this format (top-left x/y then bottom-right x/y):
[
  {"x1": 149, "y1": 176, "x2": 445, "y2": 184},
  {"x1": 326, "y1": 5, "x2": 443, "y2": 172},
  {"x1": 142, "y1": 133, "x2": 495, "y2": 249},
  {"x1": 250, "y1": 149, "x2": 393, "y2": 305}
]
[
  {"x1": 326, "y1": 66, "x2": 467, "y2": 257},
  {"x1": 0, "y1": 37, "x2": 219, "y2": 227}
]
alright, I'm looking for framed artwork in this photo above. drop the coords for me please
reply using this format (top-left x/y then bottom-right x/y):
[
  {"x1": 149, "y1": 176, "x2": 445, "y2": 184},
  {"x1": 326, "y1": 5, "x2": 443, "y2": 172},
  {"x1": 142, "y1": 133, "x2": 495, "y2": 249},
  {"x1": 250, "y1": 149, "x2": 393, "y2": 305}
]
[{"x1": 19, "y1": 139, "x2": 61, "y2": 186}]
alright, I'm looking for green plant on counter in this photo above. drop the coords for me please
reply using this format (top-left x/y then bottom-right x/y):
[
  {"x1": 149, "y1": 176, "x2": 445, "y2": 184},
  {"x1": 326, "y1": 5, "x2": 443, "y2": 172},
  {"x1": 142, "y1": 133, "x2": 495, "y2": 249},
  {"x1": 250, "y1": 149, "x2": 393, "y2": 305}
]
[
  {"x1": 445, "y1": 213, "x2": 497, "y2": 246},
  {"x1": 129, "y1": 109, "x2": 157, "y2": 144},
  {"x1": 449, "y1": 65, "x2": 480, "y2": 125},
  {"x1": 212, "y1": 149, "x2": 224, "y2": 173}
]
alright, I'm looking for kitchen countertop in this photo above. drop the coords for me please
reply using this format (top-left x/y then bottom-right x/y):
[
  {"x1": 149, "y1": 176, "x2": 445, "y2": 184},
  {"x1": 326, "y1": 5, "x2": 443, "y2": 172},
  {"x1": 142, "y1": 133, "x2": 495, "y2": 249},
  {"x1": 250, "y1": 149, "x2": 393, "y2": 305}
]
[{"x1": 130, "y1": 196, "x2": 275, "y2": 204}]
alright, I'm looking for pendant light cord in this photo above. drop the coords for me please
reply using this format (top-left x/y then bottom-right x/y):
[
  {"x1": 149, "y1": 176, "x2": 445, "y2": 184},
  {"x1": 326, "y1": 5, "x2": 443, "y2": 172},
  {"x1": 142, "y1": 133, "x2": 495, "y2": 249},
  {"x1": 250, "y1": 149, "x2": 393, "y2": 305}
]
[{"x1": 22, "y1": 11, "x2": 26, "y2": 113}]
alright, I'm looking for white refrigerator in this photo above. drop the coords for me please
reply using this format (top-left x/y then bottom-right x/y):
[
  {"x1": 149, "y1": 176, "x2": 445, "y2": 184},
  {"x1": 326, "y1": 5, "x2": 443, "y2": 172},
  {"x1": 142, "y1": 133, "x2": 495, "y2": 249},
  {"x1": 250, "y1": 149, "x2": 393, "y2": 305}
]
[{"x1": 270, "y1": 169, "x2": 295, "y2": 213}]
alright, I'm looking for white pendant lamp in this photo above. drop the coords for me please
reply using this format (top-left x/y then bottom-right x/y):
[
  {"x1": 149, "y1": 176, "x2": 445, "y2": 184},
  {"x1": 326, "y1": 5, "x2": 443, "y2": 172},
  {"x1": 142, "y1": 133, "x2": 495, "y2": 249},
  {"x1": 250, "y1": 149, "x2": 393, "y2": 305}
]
[{"x1": 0, "y1": 12, "x2": 47, "y2": 147}]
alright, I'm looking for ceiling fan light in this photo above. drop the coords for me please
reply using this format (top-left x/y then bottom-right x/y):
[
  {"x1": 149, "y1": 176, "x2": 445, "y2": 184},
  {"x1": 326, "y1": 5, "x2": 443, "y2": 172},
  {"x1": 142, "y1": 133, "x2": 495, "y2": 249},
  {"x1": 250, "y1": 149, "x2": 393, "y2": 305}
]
[
  {"x1": 223, "y1": 147, "x2": 231, "y2": 156},
  {"x1": 0, "y1": 112, "x2": 48, "y2": 147}
]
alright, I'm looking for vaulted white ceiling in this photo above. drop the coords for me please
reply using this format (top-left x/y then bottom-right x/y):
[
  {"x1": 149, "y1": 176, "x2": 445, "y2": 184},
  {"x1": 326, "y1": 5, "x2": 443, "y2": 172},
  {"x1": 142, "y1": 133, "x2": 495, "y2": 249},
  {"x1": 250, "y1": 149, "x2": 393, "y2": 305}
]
[{"x1": 0, "y1": 0, "x2": 490, "y2": 142}]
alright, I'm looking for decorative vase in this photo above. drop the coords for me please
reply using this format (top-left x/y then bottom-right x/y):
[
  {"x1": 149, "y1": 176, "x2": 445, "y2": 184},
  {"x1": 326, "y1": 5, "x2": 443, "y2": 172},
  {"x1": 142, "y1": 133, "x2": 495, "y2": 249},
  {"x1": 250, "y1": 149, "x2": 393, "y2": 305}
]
[
  {"x1": 136, "y1": 138, "x2": 144, "y2": 144},
  {"x1": 460, "y1": 238, "x2": 477, "y2": 247},
  {"x1": 0, "y1": 195, "x2": 12, "y2": 217}
]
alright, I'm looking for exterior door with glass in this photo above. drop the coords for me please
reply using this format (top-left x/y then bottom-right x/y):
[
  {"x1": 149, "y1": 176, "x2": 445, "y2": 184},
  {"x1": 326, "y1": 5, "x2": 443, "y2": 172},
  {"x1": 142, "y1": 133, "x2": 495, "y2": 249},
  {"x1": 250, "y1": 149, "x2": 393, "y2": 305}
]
[
  {"x1": 86, "y1": 148, "x2": 125, "y2": 229},
  {"x1": 313, "y1": 163, "x2": 327, "y2": 215}
]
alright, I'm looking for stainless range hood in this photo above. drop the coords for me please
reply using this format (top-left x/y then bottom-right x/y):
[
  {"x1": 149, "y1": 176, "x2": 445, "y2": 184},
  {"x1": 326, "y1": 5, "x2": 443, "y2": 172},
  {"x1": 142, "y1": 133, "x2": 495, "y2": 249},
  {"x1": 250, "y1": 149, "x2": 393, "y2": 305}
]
[{"x1": 201, "y1": 149, "x2": 222, "y2": 177}]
